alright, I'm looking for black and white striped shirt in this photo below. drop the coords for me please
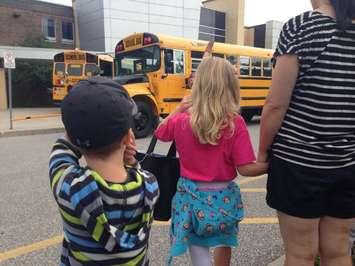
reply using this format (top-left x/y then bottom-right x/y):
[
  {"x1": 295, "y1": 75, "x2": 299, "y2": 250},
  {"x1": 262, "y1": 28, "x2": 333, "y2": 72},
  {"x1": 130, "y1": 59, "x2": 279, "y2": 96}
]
[{"x1": 272, "y1": 11, "x2": 355, "y2": 169}]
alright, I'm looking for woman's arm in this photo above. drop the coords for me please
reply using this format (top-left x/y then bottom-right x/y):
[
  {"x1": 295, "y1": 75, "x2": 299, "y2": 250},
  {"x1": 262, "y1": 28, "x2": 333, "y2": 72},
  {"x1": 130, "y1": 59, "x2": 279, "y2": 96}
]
[{"x1": 258, "y1": 55, "x2": 299, "y2": 162}]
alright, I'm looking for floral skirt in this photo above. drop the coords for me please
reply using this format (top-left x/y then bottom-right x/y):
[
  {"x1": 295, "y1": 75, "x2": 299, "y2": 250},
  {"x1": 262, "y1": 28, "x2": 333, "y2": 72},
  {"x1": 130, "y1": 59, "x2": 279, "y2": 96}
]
[{"x1": 168, "y1": 177, "x2": 244, "y2": 262}]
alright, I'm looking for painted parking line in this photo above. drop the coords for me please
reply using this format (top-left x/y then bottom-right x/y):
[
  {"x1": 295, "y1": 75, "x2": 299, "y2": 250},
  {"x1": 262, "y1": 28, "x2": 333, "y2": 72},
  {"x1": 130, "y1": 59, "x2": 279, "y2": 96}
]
[
  {"x1": 241, "y1": 188, "x2": 266, "y2": 192},
  {"x1": 154, "y1": 217, "x2": 278, "y2": 226},
  {"x1": 0, "y1": 235, "x2": 63, "y2": 262},
  {"x1": 0, "y1": 177, "x2": 268, "y2": 262},
  {"x1": 0, "y1": 216, "x2": 278, "y2": 262}
]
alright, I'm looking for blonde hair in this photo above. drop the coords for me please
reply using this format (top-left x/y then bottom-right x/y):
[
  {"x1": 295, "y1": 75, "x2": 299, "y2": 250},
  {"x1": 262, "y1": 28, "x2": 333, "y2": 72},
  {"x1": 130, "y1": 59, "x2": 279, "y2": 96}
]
[{"x1": 190, "y1": 57, "x2": 240, "y2": 145}]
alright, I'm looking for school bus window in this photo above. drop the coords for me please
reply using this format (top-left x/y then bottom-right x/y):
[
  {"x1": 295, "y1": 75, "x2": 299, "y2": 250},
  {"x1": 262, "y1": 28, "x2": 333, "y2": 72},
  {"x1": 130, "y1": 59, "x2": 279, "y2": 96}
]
[
  {"x1": 85, "y1": 64, "x2": 100, "y2": 76},
  {"x1": 54, "y1": 63, "x2": 65, "y2": 75},
  {"x1": 251, "y1": 58, "x2": 262, "y2": 76},
  {"x1": 263, "y1": 59, "x2": 272, "y2": 77},
  {"x1": 174, "y1": 50, "x2": 185, "y2": 74},
  {"x1": 100, "y1": 60, "x2": 113, "y2": 77},
  {"x1": 191, "y1": 51, "x2": 203, "y2": 72},
  {"x1": 240, "y1": 56, "x2": 250, "y2": 76},
  {"x1": 68, "y1": 64, "x2": 83, "y2": 76},
  {"x1": 134, "y1": 59, "x2": 145, "y2": 72},
  {"x1": 165, "y1": 49, "x2": 185, "y2": 74},
  {"x1": 213, "y1": 53, "x2": 225, "y2": 58},
  {"x1": 227, "y1": 55, "x2": 238, "y2": 65},
  {"x1": 115, "y1": 45, "x2": 160, "y2": 76}
]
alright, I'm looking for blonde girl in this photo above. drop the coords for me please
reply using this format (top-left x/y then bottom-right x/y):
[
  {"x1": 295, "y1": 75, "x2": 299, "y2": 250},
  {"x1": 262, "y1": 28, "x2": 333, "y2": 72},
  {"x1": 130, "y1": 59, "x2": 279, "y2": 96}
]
[{"x1": 156, "y1": 56, "x2": 267, "y2": 266}]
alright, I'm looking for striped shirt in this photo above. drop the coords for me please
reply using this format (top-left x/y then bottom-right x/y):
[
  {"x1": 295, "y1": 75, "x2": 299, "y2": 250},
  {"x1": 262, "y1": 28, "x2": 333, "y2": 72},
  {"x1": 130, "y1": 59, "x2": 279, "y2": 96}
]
[
  {"x1": 49, "y1": 139, "x2": 159, "y2": 265},
  {"x1": 272, "y1": 11, "x2": 355, "y2": 169}
]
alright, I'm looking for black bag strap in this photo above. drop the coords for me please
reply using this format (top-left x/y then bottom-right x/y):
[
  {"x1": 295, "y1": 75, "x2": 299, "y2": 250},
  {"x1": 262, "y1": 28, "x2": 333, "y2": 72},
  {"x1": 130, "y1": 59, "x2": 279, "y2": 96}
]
[
  {"x1": 146, "y1": 136, "x2": 176, "y2": 158},
  {"x1": 167, "y1": 142, "x2": 176, "y2": 158},
  {"x1": 146, "y1": 136, "x2": 158, "y2": 154}
]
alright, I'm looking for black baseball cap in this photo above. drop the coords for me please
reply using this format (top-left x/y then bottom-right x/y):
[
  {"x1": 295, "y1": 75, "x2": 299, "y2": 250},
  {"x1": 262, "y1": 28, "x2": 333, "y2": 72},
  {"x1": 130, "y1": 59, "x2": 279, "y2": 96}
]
[{"x1": 61, "y1": 77, "x2": 135, "y2": 149}]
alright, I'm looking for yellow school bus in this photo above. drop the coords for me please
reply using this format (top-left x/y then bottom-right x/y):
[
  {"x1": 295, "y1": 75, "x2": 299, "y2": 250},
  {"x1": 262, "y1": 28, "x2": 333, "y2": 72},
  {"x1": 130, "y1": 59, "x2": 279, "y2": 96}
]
[
  {"x1": 114, "y1": 33, "x2": 273, "y2": 138},
  {"x1": 52, "y1": 49, "x2": 113, "y2": 102}
]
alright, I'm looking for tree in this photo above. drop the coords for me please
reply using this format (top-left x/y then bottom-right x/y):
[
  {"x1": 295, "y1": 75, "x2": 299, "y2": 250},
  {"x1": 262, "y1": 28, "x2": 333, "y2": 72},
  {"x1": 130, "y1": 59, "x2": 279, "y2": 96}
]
[
  {"x1": 11, "y1": 59, "x2": 53, "y2": 107},
  {"x1": 21, "y1": 34, "x2": 54, "y2": 48}
]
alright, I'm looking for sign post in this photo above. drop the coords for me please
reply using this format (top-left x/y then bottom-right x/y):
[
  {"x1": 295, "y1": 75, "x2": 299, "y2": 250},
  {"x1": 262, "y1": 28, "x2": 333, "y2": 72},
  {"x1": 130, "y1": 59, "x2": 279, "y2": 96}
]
[{"x1": 3, "y1": 50, "x2": 15, "y2": 130}]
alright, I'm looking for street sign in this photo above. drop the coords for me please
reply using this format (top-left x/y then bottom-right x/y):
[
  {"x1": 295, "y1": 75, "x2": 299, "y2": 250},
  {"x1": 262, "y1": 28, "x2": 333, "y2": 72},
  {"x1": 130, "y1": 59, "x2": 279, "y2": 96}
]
[
  {"x1": 3, "y1": 50, "x2": 15, "y2": 129},
  {"x1": 3, "y1": 50, "x2": 16, "y2": 69}
]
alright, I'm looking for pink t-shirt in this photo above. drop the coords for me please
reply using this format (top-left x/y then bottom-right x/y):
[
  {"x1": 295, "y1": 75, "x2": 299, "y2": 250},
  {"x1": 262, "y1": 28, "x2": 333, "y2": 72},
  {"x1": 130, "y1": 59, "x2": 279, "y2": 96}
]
[{"x1": 155, "y1": 113, "x2": 256, "y2": 182}]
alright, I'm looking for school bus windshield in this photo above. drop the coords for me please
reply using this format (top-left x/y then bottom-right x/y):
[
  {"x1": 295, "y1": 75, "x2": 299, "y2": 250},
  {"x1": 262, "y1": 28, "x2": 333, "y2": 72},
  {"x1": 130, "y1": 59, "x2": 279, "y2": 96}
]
[{"x1": 115, "y1": 45, "x2": 160, "y2": 76}]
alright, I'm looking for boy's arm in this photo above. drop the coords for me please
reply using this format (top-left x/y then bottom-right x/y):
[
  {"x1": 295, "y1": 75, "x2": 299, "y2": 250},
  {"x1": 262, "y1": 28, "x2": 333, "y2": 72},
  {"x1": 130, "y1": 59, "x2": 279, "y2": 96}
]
[{"x1": 49, "y1": 138, "x2": 82, "y2": 186}]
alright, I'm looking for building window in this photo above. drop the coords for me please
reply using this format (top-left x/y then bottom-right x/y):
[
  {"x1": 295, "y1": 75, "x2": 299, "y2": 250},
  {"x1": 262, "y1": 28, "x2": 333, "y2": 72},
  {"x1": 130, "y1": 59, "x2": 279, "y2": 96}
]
[
  {"x1": 42, "y1": 18, "x2": 56, "y2": 41},
  {"x1": 199, "y1": 7, "x2": 226, "y2": 43},
  {"x1": 62, "y1": 21, "x2": 74, "y2": 43}
]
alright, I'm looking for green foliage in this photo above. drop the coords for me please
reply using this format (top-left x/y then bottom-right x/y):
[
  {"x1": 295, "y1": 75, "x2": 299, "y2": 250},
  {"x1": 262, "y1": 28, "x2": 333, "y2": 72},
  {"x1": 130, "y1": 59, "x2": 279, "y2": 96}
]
[
  {"x1": 21, "y1": 34, "x2": 54, "y2": 48},
  {"x1": 314, "y1": 256, "x2": 320, "y2": 266},
  {"x1": 10, "y1": 59, "x2": 53, "y2": 107}
]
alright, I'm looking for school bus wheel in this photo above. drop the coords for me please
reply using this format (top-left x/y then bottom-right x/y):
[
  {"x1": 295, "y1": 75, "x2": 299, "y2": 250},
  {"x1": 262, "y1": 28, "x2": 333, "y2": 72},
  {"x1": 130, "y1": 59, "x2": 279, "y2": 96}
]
[
  {"x1": 133, "y1": 100, "x2": 157, "y2": 138},
  {"x1": 241, "y1": 109, "x2": 257, "y2": 122}
]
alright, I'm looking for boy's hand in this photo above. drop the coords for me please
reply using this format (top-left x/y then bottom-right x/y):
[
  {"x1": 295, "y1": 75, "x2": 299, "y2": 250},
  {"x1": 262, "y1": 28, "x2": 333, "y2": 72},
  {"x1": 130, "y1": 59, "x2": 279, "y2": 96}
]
[{"x1": 124, "y1": 130, "x2": 138, "y2": 166}]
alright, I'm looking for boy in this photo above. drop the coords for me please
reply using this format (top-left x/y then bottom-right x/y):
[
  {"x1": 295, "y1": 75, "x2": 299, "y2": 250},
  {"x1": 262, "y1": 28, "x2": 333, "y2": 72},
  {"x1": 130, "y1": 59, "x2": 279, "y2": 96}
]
[{"x1": 49, "y1": 77, "x2": 159, "y2": 265}]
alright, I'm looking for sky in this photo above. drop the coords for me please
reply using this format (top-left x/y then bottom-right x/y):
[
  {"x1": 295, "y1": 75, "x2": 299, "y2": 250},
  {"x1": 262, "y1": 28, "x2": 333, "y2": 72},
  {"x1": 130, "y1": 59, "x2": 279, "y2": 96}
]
[{"x1": 39, "y1": 0, "x2": 312, "y2": 26}]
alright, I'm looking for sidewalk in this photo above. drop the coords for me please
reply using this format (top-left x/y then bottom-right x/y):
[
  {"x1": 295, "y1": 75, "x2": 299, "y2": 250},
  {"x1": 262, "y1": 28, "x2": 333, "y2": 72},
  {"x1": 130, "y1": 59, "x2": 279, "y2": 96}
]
[{"x1": 0, "y1": 108, "x2": 64, "y2": 137}]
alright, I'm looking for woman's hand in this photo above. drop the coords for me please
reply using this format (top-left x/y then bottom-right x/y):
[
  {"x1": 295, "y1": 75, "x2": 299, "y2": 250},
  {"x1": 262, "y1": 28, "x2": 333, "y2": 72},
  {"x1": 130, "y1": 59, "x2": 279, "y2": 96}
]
[{"x1": 257, "y1": 151, "x2": 269, "y2": 163}]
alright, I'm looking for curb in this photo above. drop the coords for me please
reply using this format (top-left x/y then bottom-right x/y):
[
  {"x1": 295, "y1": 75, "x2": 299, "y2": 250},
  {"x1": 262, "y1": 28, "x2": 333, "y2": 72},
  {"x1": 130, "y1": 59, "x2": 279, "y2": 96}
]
[
  {"x1": 268, "y1": 255, "x2": 285, "y2": 266},
  {"x1": 0, "y1": 127, "x2": 64, "y2": 137}
]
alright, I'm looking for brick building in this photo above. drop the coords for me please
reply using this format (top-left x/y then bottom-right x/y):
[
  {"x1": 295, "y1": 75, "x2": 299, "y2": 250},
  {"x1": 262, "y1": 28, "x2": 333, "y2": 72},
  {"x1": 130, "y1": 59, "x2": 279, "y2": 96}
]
[{"x1": 0, "y1": 0, "x2": 75, "y2": 49}]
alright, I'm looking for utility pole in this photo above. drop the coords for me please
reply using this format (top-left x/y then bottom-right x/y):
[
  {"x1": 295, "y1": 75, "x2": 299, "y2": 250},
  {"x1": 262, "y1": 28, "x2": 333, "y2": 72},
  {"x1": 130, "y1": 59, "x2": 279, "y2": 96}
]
[{"x1": 72, "y1": 0, "x2": 80, "y2": 49}]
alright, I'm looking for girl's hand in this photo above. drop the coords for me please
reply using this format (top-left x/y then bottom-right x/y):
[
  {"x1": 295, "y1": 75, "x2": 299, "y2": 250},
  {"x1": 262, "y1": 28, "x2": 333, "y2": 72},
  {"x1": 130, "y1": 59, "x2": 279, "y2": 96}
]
[
  {"x1": 177, "y1": 96, "x2": 192, "y2": 113},
  {"x1": 237, "y1": 161, "x2": 269, "y2": 176},
  {"x1": 203, "y1": 41, "x2": 214, "y2": 58}
]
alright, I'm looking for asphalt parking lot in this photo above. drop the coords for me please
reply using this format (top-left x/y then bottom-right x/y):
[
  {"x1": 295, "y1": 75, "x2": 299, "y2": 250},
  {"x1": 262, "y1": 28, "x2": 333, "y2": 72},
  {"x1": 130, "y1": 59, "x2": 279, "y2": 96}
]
[{"x1": 0, "y1": 121, "x2": 283, "y2": 265}]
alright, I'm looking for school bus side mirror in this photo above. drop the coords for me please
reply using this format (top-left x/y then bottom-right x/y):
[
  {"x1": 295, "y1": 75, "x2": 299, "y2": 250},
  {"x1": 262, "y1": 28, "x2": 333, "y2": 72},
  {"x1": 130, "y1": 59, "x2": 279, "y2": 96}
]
[{"x1": 185, "y1": 78, "x2": 191, "y2": 89}]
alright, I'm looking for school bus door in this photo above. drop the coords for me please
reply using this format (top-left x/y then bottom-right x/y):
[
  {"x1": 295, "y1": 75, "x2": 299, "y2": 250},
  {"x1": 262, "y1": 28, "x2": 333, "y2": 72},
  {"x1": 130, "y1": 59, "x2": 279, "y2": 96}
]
[{"x1": 153, "y1": 49, "x2": 187, "y2": 114}]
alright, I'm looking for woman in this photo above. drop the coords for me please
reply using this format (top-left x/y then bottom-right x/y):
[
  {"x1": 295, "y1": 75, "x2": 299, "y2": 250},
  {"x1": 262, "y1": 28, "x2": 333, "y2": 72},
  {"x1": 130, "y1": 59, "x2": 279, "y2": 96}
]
[{"x1": 259, "y1": 0, "x2": 355, "y2": 265}]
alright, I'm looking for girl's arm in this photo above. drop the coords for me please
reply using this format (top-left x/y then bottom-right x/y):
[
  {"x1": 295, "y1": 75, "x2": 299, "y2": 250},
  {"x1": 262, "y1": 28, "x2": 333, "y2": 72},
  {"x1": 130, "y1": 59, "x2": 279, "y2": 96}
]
[
  {"x1": 258, "y1": 55, "x2": 298, "y2": 162},
  {"x1": 237, "y1": 162, "x2": 269, "y2": 177},
  {"x1": 157, "y1": 96, "x2": 191, "y2": 128},
  {"x1": 155, "y1": 96, "x2": 191, "y2": 142}
]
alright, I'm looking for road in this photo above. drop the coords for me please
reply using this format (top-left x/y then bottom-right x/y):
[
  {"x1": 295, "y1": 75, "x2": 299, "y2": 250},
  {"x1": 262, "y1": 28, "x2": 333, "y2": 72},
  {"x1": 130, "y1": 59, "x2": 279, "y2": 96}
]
[{"x1": 0, "y1": 120, "x2": 283, "y2": 265}]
